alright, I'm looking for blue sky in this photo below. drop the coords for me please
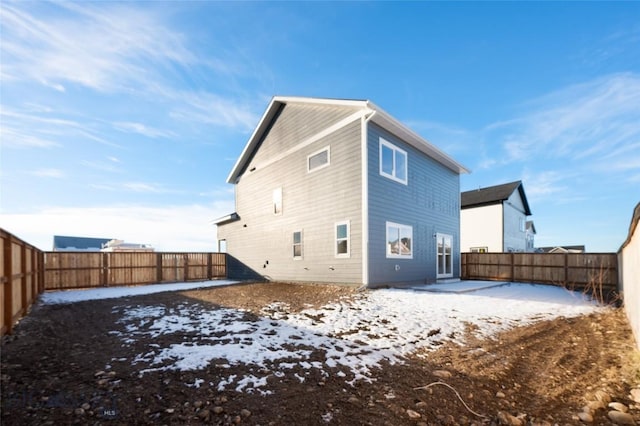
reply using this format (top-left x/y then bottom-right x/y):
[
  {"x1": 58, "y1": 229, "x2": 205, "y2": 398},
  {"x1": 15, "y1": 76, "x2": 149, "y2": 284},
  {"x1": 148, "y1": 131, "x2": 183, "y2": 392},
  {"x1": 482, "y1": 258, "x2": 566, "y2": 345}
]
[{"x1": 1, "y1": 1, "x2": 638, "y2": 252}]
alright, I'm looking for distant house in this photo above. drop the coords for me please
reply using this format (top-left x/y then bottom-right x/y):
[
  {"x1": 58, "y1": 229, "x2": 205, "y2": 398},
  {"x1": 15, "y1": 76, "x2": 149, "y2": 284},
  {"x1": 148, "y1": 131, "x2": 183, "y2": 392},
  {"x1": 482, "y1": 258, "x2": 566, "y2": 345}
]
[
  {"x1": 526, "y1": 221, "x2": 536, "y2": 252},
  {"x1": 539, "y1": 245, "x2": 585, "y2": 254},
  {"x1": 53, "y1": 235, "x2": 112, "y2": 252},
  {"x1": 100, "y1": 239, "x2": 154, "y2": 252},
  {"x1": 460, "y1": 181, "x2": 533, "y2": 253},
  {"x1": 215, "y1": 96, "x2": 469, "y2": 287}
]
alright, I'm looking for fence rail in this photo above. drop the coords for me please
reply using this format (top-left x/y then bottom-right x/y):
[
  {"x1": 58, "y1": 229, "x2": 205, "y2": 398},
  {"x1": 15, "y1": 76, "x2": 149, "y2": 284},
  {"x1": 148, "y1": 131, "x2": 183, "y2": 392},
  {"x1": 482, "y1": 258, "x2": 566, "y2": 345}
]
[
  {"x1": 461, "y1": 252, "x2": 618, "y2": 295},
  {"x1": 44, "y1": 252, "x2": 227, "y2": 290},
  {"x1": 1, "y1": 229, "x2": 45, "y2": 335}
]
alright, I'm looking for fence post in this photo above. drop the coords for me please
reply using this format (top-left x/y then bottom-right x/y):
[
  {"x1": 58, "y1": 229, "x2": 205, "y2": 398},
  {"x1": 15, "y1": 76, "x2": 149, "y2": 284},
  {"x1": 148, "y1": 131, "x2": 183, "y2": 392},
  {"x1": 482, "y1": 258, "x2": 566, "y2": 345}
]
[
  {"x1": 207, "y1": 253, "x2": 213, "y2": 280},
  {"x1": 510, "y1": 252, "x2": 515, "y2": 282},
  {"x1": 564, "y1": 253, "x2": 569, "y2": 286},
  {"x1": 20, "y1": 244, "x2": 27, "y2": 316},
  {"x1": 184, "y1": 254, "x2": 189, "y2": 282},
  {"x1": 156, "y1": 253, "x2": 163, "y2": 283},
  {"x1": 101, "y1": 252, "x2": 109, "y2": 287},
  {"x1": 4, "y1": 235, "x2": 14, "y2": 334}
]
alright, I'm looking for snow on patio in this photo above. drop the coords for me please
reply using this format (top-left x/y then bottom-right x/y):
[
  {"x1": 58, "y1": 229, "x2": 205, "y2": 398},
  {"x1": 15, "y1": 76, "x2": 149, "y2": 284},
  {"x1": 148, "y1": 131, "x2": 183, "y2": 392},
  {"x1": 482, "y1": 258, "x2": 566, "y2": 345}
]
[{"x1": 63, "y1": 281, "x2": 606, "y2": 394}]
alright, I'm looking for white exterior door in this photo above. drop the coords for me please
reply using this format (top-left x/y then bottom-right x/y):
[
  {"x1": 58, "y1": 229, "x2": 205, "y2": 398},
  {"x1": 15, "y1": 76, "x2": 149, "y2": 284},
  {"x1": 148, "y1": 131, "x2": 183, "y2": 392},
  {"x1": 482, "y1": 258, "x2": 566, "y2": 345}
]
[{"x1": 436, "y1": 233, "x2": 453, "y2": 279}]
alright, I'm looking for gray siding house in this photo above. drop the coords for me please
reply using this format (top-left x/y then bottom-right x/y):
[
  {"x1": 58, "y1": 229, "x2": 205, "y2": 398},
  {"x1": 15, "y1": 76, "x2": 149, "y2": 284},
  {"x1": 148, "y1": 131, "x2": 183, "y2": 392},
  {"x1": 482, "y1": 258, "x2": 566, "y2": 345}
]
[{"x1": 215, "y1": 97, "x2": 468, "y2": 287}]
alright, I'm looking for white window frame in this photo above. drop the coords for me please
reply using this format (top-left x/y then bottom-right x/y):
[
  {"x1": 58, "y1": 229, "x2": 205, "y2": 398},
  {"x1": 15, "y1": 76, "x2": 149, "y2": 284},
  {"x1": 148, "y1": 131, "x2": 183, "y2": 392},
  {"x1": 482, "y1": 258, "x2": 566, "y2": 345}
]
[
  {"x1": 307, "y1": 146, "x2": 330, "y2": 173},
  {"x1": 273, "y1": 187, "x2": 282, "y2": 215},
  {"x1": 519, "y1": 217, "x2": 526, "y2": 232},
  {"x1": 335, "y1": 220, "x2": 350, "y2": 258},
  {"x1": 293, "y1": 230, "x2": 303, "y2": 259},
  {"x1": 436, "y1": 233, "x2": 453, "y2": 279},
  {"x1": 386, "y1": 221, "x2": 413, "y2": 259},
  {"x1": 379, "y1": 138, "x2": 408, "y2": 185}
]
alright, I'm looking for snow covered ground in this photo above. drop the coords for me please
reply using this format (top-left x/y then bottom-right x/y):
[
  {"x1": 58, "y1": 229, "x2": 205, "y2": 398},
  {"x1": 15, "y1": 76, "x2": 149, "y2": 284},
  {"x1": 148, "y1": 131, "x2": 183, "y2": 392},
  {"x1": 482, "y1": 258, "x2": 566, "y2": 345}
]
[
  {"x1": 40, "y1": 280, "x2": 241, "y2": 304},
  {"x1": 41, "y1": 281, "x2": 605, "y2": 393}
]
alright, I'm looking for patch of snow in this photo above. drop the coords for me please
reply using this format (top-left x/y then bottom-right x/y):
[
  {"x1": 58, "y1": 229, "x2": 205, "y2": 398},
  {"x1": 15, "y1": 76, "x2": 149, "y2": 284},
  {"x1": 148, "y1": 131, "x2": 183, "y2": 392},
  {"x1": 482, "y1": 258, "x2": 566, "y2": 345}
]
[
  {"x1": 40, "y1": 280, "x2": 242, "y2": 304},
  {"x1": 187, "y1": 378, "x2": 204, "y2": 388}
]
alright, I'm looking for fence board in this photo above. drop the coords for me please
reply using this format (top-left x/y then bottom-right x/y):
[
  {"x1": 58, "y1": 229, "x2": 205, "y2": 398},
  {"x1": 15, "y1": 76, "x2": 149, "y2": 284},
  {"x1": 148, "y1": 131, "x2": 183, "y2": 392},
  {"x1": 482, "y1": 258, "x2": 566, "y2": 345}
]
[
  {"x1": 44, "y1": 251, "x2": 227, "y2": 290},
  {"x1": 462, "y1": 252, "x2": 618, "y2": 295},
  {"x1": 1, "y1": 229, "x2": 45, "y2": 336}
]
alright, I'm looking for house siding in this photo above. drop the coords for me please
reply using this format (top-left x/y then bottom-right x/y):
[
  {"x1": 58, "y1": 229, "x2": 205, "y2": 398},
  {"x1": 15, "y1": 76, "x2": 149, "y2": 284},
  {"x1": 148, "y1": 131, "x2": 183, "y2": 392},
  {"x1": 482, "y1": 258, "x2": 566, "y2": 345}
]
[
  {"x1": 247, "y1": 103, "x2": 360, "y2": 171},
  {"x1": 366, "y1": 123, "x2": 461, "y2": 286},
  {"x1": 460, "y1": 204, "x2": 503, "y2": 252},
  {"x1": 218, "y1": 105, "x2": 363, "y2": 284}
]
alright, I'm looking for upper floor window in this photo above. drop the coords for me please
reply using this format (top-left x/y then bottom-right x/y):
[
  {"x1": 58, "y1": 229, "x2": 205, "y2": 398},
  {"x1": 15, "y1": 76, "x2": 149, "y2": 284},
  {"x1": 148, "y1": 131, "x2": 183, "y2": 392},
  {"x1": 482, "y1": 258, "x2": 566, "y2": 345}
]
[
  {"x1": 308, "y1": 146, "x2": 330, "y2": 172},
  {"x1": 335, "y1": 221, "x2": 350, "y2": 258},
  {"x1": 379, "y1": 138, "x2": 407, "y2": 184},
  {"x1": 519, "y1": 217, "x2": 525, "y2": 232},
  {"x1": 273, "y1": 187, "x2": 282, "y2": 215}
]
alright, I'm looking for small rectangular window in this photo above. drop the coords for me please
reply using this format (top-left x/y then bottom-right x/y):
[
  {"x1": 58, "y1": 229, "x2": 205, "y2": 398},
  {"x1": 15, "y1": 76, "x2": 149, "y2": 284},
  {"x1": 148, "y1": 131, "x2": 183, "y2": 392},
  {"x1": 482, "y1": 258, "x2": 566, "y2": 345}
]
[
  {"x1": 519, "y1": 217, "x2": 526, "y2": 232},
  {"x1": 273, "y1": 187, "x2": 282, "y2": 215},
  {"x1": 335, "y1": 221, "x2": 350, "y2": 258},
  {"x1": 386, "y1": 222, "x2": 413, "y2": 258},
  {"x1": 293, "y1": 231, "x2": 302, "y2": 259},
  {"x1": 379, "y1": 138, "x2": 408, "y2": 184},
  {"x1": 308, "y1": 146, "x2": 330, "y2": 172}
]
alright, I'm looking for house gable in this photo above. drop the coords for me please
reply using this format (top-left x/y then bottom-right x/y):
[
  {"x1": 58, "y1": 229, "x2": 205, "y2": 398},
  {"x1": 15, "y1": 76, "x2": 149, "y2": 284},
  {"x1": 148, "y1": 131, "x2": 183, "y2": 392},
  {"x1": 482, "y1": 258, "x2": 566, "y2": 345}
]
[{"x1": 461, "y1": 180, "x2": 531, "y2": 215}]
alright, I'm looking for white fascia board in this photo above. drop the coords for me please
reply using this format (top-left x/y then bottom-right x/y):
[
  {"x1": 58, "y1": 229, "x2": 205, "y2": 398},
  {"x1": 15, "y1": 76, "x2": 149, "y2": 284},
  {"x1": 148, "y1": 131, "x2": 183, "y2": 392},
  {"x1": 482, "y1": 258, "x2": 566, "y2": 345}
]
[
  {"x1": 272, "y1": 96, "x2": 368, "y2": 108},
  {"x1": 366, "y1": 101, "x2": 470, "y2": 175}
]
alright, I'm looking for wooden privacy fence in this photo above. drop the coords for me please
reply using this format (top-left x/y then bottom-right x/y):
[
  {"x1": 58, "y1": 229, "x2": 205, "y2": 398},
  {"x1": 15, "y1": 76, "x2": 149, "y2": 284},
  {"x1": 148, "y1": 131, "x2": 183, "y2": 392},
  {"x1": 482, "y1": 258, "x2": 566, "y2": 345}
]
[
  {"x1": 461, "y1": 252, "x2": 618, "y2": 295},
  {"x1": 1, "y1": 229, "x2": 45, "y2": 335},
  {"x1": 45, "y1": 252, "x2": 227, "y2": 290}
]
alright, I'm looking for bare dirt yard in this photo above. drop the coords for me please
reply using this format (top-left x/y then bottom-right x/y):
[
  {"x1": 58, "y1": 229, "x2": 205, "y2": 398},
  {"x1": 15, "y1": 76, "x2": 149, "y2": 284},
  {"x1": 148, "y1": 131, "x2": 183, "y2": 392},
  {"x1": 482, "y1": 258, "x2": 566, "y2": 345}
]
[{"x1": 1, "y1": 281, "x2": 639, "y2": 426}]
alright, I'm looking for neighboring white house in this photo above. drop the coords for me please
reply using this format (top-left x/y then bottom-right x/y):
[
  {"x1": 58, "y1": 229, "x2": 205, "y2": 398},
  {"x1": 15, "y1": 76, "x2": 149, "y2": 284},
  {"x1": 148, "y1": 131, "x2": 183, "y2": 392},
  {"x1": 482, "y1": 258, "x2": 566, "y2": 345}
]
[
  {"x1": 460, "y1": 181, "x2": 533, "y2": 253},
  {"x1": 526, "y1": 220, "x2": 536, "y2": 252}
]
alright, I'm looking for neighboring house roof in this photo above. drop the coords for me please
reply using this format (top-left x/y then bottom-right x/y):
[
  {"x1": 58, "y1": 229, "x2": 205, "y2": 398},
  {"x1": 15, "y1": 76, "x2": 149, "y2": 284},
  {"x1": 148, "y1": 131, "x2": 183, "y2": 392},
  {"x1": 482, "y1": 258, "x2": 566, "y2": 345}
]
[
  {"x1": 226, "y1": 96, "x2": 470, "y2": 184},
  {"x1": 539, "y1": 245, "x2": 586, "y2": 253},
  {"x1": 53, "y1": 235, "x2": 112, "y2": 251},
  {"x1": 461, "y1": 180, "x2": 532, "y2": 215}
]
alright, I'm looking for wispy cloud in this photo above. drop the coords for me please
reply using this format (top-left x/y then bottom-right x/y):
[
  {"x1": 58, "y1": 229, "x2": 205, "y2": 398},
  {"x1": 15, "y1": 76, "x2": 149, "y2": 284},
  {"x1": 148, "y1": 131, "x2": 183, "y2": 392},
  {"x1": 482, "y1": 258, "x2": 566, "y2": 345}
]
[
  {"x1": 114, "y1": 122, "x2": 174, "y2": 139},
  {"x1": 122, "y1": 182, "x2": 167, "y2": 193},
  {"x1": 89, "y1": 181, "x2": 178, "y2": 194},
  {"x1": 169, "y1": 91, "x2": 260, "y2": 131},
  {"x1": 29, "y1": 168, "x2": 65, "y2": 178},
  {"x1": 0, "y1": 2, "x2": 195, "y2": 93},
  {"x1": 81, "y1": 159, "x2": 123, "y2": 174},
  {"x1": 494, "y1": 73, "x2": 640, "y2": 164},
  {"x1": 1, "y1": 107, "x2": 120, "y2": 148},
  {"x1": 521, "y1": 170, "x2": 569, "y2": 202}
]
